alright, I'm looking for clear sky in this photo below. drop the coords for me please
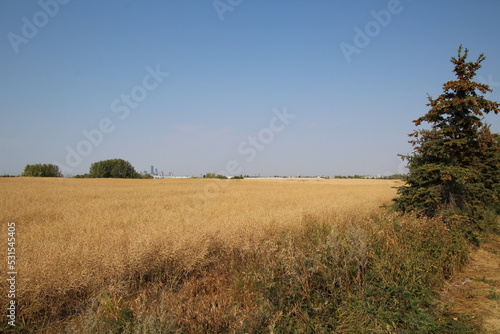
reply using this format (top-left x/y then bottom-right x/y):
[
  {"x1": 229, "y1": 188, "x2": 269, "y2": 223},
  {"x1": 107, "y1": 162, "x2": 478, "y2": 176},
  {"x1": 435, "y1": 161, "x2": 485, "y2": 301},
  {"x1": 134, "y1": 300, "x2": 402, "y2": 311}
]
[{"x1": 1, "y1": 0, "x2": 499, "y2": 177}]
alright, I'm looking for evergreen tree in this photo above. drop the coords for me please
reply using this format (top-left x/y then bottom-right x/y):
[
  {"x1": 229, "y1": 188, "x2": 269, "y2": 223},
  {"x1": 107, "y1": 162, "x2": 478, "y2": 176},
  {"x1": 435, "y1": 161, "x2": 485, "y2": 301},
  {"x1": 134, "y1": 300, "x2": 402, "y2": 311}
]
[{"x1": 394, "y1": 46, "x2": 499, "y2": 222}]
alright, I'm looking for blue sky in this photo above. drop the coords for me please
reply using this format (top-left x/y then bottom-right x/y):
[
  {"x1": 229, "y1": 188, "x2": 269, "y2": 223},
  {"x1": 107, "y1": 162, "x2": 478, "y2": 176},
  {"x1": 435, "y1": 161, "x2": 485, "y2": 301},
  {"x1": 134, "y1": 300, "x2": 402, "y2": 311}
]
[{"x1": 1, "y1": 0, "x2": 499, "y2": 176}]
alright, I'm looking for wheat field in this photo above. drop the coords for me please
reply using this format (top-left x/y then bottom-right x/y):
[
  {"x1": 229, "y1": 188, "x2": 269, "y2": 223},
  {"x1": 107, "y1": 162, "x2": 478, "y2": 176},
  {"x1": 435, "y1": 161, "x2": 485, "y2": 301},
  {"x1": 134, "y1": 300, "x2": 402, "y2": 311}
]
[{"x1": 0, "y1": 177, "x2": 401, "y2": 331}]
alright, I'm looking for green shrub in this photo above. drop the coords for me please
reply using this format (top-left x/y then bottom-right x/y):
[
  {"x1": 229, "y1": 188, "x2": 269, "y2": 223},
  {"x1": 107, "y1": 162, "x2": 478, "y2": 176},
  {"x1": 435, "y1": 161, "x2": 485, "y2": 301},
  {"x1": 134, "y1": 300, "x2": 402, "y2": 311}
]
[
  {"x1": 21, "y1": 163, "x2": 62, "y2": 177},
  {"x1": 89, "y1": 159, "x2": 141, "y2": 179}
]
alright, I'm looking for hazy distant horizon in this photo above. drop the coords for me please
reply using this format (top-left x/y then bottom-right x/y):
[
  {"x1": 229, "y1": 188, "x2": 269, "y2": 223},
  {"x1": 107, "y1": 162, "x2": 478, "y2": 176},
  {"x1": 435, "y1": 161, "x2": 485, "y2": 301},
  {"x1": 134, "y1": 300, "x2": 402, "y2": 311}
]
[{"x1": 1, "y1": 1, "x2": 499, "y2": 177}]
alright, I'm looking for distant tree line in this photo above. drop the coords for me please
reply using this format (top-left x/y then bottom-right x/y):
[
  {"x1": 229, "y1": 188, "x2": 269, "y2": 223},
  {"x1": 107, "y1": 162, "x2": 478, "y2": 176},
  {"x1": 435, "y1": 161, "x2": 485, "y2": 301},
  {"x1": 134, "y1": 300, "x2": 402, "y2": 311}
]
[
  {"x1": 333, "y1": 174, "x2": 405, "y2": 180},
  {"x1": 334, "y1": 175, "x2": 365, "y2": 179},
  {"x1": 19, "y1": 161, "x2": 250, "y2": 179},
  {"x1": 203, "y1": 172, "x2": 227, "y2": 179},
  {"x1": 203, "y1": 173, "x2": 244, "y2": 179},
  {"x1": 19, "y1": 160, "x2": 146, "y2": 179}
]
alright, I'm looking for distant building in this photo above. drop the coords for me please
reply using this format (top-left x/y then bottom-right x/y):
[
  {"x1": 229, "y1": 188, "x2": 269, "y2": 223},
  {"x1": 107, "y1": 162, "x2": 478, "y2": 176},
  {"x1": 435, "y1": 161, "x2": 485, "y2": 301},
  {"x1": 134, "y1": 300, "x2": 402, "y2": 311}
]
[{"x1": 151, "y1": 165, "x2": 154, "y2": 174}]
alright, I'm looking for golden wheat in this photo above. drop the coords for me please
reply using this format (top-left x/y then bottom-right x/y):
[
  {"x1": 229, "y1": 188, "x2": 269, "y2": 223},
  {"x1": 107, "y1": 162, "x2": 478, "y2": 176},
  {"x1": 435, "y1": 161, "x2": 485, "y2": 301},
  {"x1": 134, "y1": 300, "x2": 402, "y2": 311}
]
[{"x1": 0, "y1": 177, "x2": 400, "y2": 327}]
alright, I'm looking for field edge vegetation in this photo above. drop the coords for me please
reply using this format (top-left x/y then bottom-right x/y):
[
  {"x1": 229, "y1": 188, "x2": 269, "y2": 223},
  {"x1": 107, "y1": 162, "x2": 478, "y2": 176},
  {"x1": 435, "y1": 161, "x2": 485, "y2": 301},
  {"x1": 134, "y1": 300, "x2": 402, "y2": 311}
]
[{"x1": 6, "y1": 206, "x2": 493, "y2": 333}]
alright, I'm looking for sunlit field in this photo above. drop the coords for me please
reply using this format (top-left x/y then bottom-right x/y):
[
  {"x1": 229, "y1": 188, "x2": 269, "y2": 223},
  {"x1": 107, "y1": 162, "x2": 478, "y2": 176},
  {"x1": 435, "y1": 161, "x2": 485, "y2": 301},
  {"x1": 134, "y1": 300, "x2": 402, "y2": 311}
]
[
  {"x1": 1, "y1": 177, "x2": 398, "y2": 297},
  {"x1": 1, "y1": 177, "x2": 471, "y2": 332}
]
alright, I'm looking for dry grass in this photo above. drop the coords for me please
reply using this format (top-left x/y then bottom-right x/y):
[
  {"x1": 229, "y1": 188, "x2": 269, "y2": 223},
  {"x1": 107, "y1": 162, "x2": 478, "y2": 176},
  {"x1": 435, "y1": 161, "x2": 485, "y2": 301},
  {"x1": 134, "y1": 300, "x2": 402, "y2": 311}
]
[
  {"x1": 0, "y1": 177, "x2": 400, "y2": 331},
  {"x1": 440, "y1": 234, "x2": 500, "y2": 333}
]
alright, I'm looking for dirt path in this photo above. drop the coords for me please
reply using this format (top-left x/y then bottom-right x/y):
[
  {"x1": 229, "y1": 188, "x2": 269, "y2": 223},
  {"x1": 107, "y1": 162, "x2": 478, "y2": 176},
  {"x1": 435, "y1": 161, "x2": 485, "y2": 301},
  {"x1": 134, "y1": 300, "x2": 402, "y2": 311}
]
[{"x1": 440, "y1": 234, "x2": 500, "y2": 333}]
